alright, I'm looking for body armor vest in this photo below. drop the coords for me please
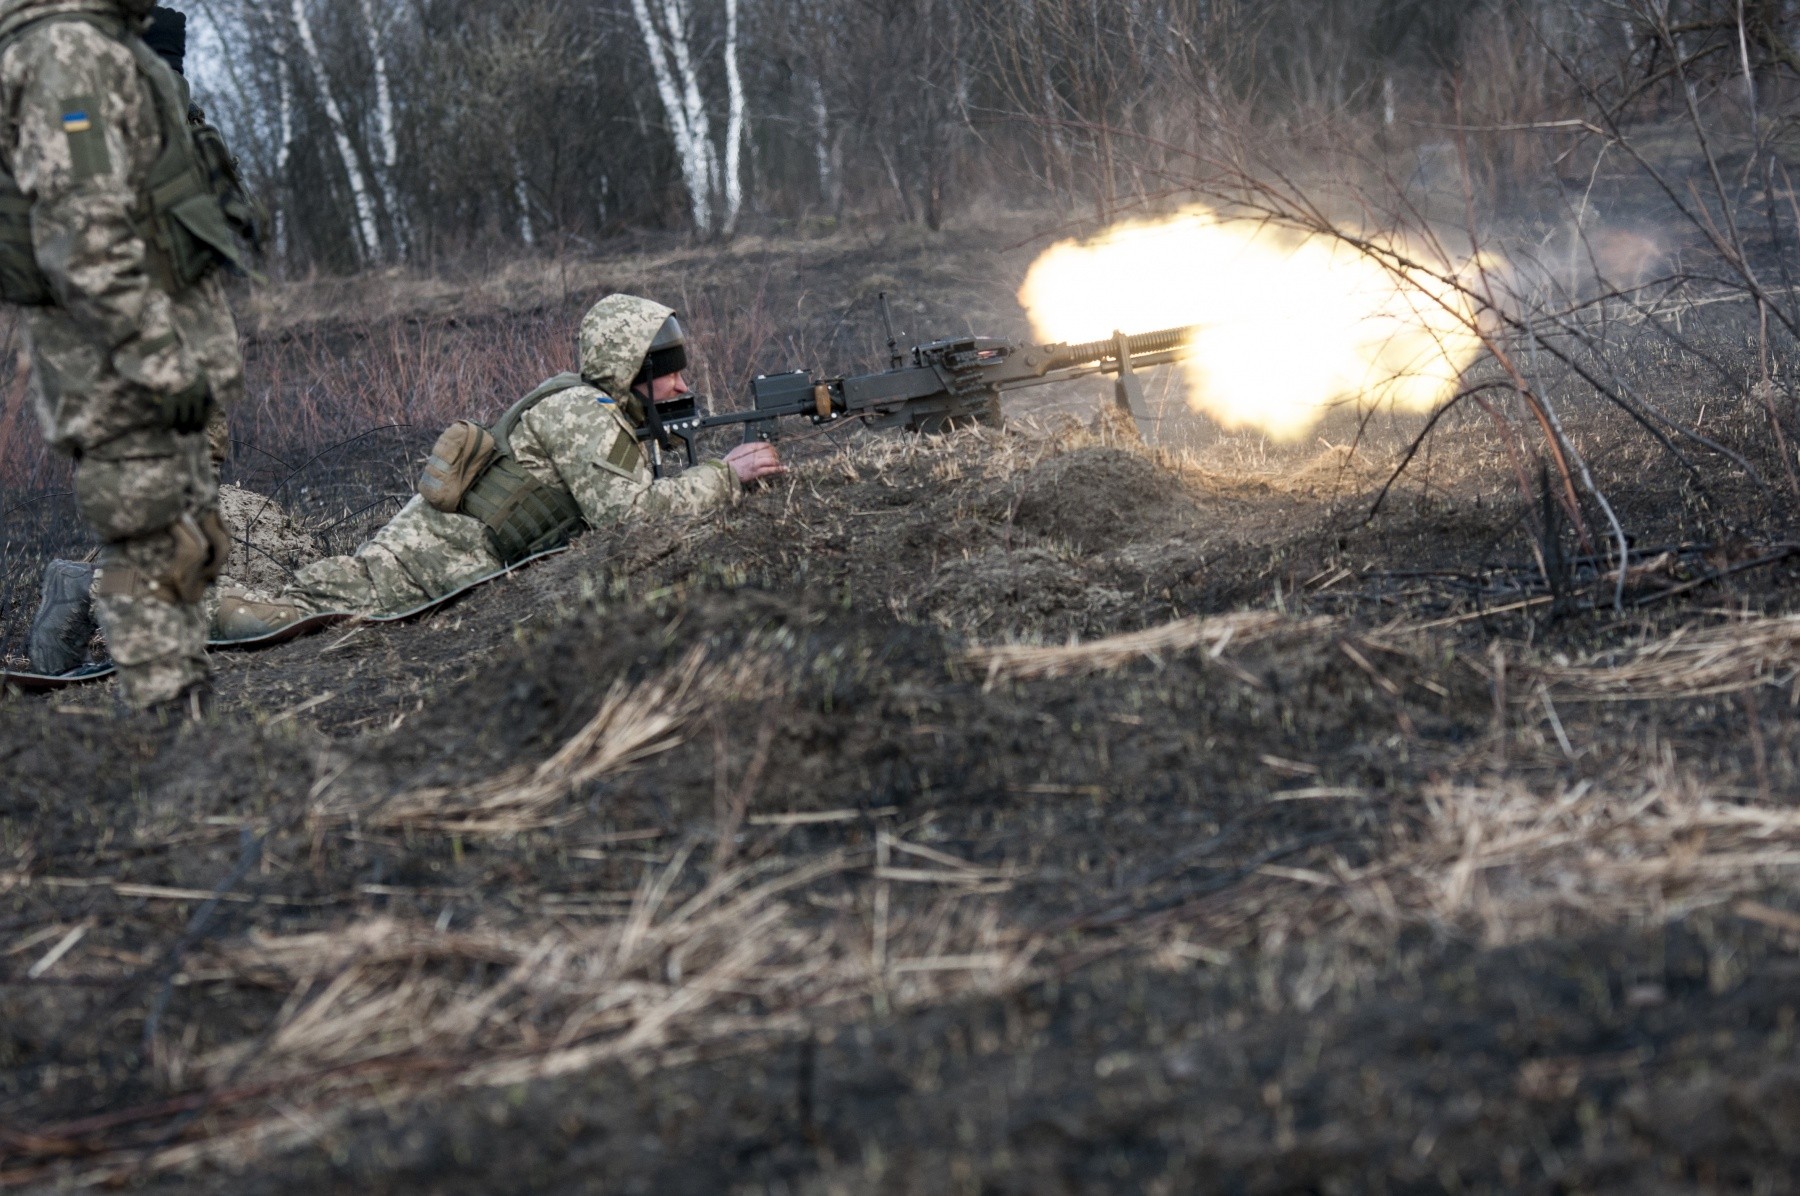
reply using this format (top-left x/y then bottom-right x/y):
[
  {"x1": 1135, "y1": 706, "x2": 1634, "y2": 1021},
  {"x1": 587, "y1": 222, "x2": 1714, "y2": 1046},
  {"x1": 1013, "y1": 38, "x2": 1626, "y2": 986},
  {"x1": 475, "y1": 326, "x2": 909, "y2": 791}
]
[
  {"x1": 417, "y1": 373, "x2": 591, "y2": 566},
  {"x1": 0, "y1": 12, "x2": 249, "y2": 306}
]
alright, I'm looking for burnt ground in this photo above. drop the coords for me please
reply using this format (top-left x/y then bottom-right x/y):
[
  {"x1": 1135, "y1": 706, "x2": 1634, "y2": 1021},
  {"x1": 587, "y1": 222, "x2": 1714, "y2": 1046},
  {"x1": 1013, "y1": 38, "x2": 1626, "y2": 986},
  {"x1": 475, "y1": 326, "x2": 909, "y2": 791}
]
[
  {"x1": 5, "y1": 234, "x2": 1800, "y2": 1191},
  {"x1": 4, "y1": 407, "x2": 1800, "y2": 1192}
]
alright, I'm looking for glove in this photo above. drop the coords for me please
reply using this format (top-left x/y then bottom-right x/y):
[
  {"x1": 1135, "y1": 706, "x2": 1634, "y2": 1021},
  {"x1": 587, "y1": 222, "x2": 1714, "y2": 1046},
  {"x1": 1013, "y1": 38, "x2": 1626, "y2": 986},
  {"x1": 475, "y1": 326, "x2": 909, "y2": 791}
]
[{"x1": 159, "y1": 375, "x2": 213, "y2": 434}]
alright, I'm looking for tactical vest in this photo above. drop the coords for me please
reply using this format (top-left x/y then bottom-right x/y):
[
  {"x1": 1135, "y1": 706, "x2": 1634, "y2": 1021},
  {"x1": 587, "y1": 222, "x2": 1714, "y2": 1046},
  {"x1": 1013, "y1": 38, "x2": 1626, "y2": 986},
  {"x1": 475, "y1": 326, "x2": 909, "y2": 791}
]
[
  {"x1": 418, "y1": 373, "x2": 593, "y2": 566},
  {"x1": 0, "y1": 12, "x2": 250, "y2": 306}
]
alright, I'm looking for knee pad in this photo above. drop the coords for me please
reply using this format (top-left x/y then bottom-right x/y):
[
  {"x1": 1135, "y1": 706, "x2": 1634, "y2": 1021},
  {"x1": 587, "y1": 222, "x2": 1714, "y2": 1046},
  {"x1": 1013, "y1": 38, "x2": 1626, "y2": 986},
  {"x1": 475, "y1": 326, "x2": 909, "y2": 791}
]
[{"x1": 166, "y1": 510, "x2": 230, "y2": 603}]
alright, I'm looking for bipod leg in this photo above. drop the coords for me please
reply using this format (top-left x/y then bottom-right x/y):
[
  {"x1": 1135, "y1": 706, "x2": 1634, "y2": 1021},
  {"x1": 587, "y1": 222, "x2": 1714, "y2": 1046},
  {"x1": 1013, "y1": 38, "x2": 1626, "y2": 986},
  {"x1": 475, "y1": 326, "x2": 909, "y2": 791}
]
[{"x1": 1112, "y1": 330, "x2": 1153, "y2": 443}]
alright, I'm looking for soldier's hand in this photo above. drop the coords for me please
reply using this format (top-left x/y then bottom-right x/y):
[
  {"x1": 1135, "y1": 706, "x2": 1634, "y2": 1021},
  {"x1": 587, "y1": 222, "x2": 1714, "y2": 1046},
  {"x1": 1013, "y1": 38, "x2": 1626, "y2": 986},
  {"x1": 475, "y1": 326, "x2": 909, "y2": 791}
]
[
  {"x1": 159, "y1": 376, "x2": 214, "y2": 435},
  {"x1": 724, "y1": 441, "x2": 786, "y2": 485}
]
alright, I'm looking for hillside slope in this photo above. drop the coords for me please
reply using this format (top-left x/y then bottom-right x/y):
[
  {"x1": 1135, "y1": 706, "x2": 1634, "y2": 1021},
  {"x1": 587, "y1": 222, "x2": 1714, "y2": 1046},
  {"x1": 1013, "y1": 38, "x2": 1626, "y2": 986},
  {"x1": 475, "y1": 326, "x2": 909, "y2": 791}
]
[{"x1": 5, "y1": 416, "x2": 1800, "y2": 1192}]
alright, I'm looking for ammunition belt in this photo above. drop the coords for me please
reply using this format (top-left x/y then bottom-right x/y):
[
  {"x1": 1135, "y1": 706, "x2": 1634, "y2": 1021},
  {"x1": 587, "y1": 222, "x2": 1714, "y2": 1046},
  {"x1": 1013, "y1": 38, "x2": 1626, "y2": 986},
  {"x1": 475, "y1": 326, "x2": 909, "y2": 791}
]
[{"x1": 459, "y1": 455, "x2": 587, "y2": 566}]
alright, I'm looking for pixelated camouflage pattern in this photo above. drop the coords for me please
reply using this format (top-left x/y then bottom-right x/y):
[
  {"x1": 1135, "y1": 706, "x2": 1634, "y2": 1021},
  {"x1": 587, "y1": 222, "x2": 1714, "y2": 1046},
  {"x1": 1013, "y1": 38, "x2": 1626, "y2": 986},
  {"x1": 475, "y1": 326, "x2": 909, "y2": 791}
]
[
  {"x1": 1, "y1": 6, "x2": 244, "y2": 453},
  {"x1": 1, "y1": 2, "x2": 242, "y2": 706},
  {"x1": 207, "y1": 388, "x2": 738, "y2": 633},
  {"x1": 578, "y1": 294, "x2": 674, "y2": 397},
  {"x1": 277, "y1": 494, "x2": 503, "y2": 618},
  {"x1": 0, "y1": 0, "x2": 147, "y2": 41},
  {"x1": 72, "y1": 425, "x2": 214, "y2": 541},
  {"x1": 95, "y1": 549, "x2": 207, "y2": 705},
  {"x1": 513, "y1": 387, "x2": 736, "y2": 522},
  {"x1": 200, "y1": 299, "x2": 735, "y2": 633},
  {"x1": 77, "y1": 427, "x2": 215, "y2": 704},
  {"x1": 59, "y1": 481, "x2": 310, "y2": 648}
]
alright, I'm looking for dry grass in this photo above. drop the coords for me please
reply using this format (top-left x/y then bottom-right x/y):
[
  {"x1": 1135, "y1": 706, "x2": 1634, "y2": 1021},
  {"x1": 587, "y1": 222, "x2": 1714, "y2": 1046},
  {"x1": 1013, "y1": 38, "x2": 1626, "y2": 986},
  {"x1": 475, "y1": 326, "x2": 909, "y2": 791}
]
[
  {"x1": 966, "y1": 611, "x2": 1336, "y2": 686},
  {"x1": 1535, "y1": 616, "x2": 1800, "y2": 700},
  {"x1": 9, "y1": 279, "x2": 1800, "y2": 1186},
  {"x1": 1121, "y1": 754, "x2": 1800, "y2": 1035},
  {"x1": 952, "y1": 608, "x2": 1800, "y2": 962},
  {"x1": 1333, "y1": 765, "x2": 1800, "y2": 946},
  {"x1": 325, "y1": 648, "x2": 752, "y2": 836},
  {"x1": 1123, "y1": 737, "x2": 1800, "y2": 1004},
  {"x1": 236, "y1": 222, "x2": 983, "y2": 339},
  {"x1": 25, "y1": 841, "x2": 1032, "y2": 1185}
]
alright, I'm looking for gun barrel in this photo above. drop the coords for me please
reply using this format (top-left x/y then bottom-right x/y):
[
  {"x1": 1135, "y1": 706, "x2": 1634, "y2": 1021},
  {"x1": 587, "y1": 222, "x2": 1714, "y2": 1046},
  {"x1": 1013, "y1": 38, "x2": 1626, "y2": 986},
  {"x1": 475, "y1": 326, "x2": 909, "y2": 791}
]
[{"x1": 1047, "y1": 325, "x2": 1199, "y2": 371}]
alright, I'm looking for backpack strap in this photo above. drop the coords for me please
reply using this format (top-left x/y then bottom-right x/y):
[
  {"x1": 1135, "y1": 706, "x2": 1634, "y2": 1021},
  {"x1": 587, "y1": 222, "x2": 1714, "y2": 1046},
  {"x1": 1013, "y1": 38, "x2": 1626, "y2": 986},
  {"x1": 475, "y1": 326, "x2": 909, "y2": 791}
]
[{"x1": 491, "y1": 372, "x2": 586, "y2": 455}]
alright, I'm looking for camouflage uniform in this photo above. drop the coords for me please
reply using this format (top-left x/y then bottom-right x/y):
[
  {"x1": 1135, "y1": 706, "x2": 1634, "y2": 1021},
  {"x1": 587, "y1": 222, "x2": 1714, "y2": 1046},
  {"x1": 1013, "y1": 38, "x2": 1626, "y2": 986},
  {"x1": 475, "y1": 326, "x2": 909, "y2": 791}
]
[
  {"x1": 216, "y1": 295, "x2": 737, "y2": 630},
  {"x1": 0, "y1": 0, "x2": 243, "y2": 707}
]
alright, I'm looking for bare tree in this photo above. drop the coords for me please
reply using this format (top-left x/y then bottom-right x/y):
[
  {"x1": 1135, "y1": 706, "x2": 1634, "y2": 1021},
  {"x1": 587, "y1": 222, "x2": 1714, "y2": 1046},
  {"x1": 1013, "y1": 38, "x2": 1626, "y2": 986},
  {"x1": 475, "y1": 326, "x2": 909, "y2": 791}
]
[
  {"x1": 357, "y1": 0, "x2": 411, "y2": 256},
  {"x1": 288, "y1": 0, "x2": 384, "y2": 262},
  {"x1": 629, "y1": 0, "x2": 747, "y2": 234}
]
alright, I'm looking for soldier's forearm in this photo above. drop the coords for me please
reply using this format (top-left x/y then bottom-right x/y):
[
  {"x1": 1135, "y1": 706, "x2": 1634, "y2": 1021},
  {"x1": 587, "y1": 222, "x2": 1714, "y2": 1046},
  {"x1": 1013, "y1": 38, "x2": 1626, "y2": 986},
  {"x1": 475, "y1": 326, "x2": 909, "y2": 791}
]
[{"x1": 635, "y1": 460, "x2": 738, "y2": 518}]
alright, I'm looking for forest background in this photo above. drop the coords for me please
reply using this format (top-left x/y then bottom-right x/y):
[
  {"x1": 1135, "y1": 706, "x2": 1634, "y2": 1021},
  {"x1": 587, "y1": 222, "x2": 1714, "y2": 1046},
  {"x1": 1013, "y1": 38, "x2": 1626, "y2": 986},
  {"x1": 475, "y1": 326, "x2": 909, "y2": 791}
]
[{"x1": 185, "y1": 0, "x2": 1800, "y2": 266}]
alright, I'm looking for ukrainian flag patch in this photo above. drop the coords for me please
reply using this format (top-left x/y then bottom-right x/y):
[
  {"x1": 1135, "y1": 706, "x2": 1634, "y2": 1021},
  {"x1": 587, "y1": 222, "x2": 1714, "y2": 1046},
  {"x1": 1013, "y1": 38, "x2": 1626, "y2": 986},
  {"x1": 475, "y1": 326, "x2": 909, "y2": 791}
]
[{"x1": 60, "y1": 95, "x2": 108, "y2": 180}]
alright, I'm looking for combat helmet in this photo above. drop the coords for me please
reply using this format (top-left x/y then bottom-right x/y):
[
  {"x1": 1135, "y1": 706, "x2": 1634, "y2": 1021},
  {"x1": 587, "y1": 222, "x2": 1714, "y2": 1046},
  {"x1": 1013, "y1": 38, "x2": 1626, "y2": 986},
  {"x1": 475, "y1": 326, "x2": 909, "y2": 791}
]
[
  {"x1": 634, "y1": 313, "x2": 688, "y2": 388},
  {"x1": 577, "y1": 294, "x2": 684, "y2": 398},
  {"x1": 578, "y1": 293, "x2": 697, "y2": 446}
]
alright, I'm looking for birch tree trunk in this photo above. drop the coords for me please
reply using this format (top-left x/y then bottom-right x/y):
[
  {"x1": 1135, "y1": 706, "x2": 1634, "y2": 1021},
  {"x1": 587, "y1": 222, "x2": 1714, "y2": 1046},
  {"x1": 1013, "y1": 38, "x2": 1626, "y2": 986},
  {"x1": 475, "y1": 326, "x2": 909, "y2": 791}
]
[
  {"x1": 721, "y1": 0, "x2": 747, "y2": 233},
  {"x1": 290, "y1": 0, "x2": 384, "y2": 263},
  {"x1": 510, "y1": 138, "x2": 537, "y2": 247},
  {"x1": 274, "y1": 51, "x2": 295, "y2": 262},
  {"x1": 659, "y1": 0, "x2": 720, "y2": 202},
  {"x1": 629, "y1": 0, "x2": 715, "y2": 232},
  {"x1": 623, "y1": 0, "x2": 750, "y2": 236},
  {"x1": 357, "y1": 0, "x2": 410, "y2": 258},
  {"x1": 807, "y1": 76, "x2": 837, "y2": 209}
]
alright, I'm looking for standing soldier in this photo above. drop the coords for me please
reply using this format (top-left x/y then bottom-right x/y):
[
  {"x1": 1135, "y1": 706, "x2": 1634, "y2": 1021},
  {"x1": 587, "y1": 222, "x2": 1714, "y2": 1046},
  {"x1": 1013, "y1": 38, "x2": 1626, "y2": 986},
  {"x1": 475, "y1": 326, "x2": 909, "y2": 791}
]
[{"x1": 0, "y1": 0, "x2": 249, "y2": 715}]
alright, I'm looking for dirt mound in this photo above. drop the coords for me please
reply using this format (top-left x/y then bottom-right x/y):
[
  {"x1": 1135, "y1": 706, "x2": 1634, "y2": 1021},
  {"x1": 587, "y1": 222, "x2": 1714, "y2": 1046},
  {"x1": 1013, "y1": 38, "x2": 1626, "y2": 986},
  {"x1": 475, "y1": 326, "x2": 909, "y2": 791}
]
[
  {"x1": 912, "y1": 546, "x2": 1134, "y2": 636},
  {"x1": 600, "y1": 430, "x2": 1259, "y2": 644},
  {"x1": 1001, "y1": 446, "x2": 1200, "y2": 553},
  {"x1": 217, "y1": 484, "x2": 322, "y2": 592}
]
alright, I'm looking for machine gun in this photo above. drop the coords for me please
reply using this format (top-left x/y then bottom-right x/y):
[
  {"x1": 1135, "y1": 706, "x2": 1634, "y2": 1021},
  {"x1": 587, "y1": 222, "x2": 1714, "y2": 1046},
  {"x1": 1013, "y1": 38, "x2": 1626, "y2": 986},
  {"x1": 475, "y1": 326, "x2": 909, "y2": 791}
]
[{"x1": 638, "y1": 294, "x2": 1197, "y2": 474}]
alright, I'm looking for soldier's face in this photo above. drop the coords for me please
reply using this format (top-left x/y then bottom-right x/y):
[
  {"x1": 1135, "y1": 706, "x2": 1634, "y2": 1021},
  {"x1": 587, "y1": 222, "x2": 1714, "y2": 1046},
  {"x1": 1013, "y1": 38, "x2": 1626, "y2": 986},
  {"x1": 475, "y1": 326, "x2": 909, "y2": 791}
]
[{"x1": 640, "y1": 371, "x2": 690, "y2": 404}]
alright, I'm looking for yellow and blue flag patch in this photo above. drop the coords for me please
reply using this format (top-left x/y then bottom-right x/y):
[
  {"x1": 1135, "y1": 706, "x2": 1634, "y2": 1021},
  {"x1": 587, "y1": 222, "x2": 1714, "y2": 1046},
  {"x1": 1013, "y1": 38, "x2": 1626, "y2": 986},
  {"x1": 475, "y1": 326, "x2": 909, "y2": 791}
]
[{"x1": 60, "y1": 96, "x2": 108, "y2": 180}]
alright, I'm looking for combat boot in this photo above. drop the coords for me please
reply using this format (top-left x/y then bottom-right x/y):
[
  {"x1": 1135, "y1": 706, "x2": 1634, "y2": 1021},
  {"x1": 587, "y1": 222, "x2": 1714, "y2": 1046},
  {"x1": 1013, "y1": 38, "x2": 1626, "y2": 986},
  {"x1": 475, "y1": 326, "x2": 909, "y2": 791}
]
[
  {"x1": 213, "y1": 589, "x2": 306, "y2": 641},
  {"x1": 28, "y1": 559, "x2": 98, "y2": 676}
]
